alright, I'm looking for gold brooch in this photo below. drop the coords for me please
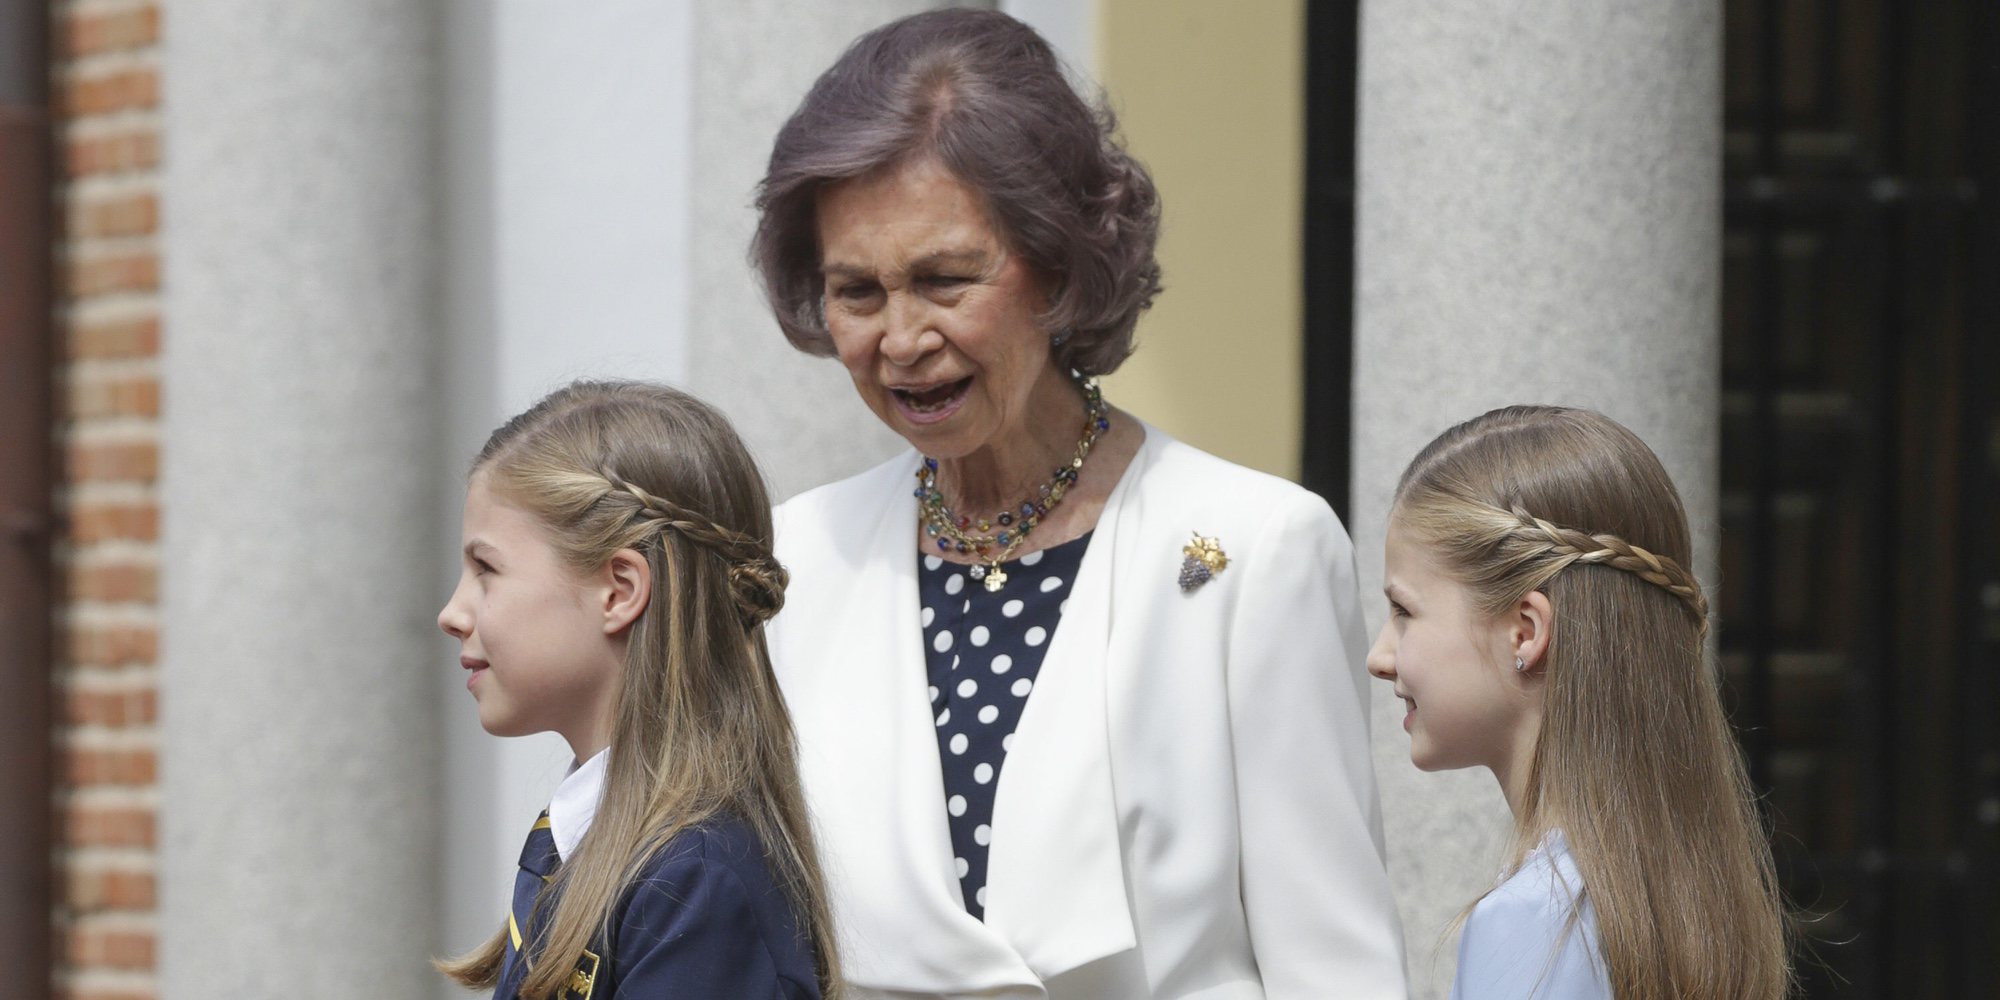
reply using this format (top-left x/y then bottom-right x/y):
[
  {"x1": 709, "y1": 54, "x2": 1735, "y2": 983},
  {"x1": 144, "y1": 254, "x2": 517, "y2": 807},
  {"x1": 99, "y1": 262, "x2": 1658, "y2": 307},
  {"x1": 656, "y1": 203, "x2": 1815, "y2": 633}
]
[{"x1": 1178, "y1": 533, "x2": 1228, "y2": 592}]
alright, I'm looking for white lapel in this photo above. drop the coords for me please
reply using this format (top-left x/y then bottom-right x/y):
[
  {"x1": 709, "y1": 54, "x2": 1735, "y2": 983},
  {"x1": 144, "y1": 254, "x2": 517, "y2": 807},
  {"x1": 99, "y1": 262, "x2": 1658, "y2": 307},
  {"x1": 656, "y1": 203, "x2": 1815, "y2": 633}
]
[
  {"x1": 788, "y1": 454, "x2": 1045, "y2": 996},
  {"x1": 980, "y1": 428, "x2": 1154, "y2": 979}
]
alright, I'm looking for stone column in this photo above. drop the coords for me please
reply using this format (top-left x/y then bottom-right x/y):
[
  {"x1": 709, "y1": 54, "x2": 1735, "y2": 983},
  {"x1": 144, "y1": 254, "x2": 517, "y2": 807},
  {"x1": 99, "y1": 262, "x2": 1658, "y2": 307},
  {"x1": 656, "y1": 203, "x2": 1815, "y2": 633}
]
[
  {"x1": 685, "y1": 0, "x2": 961, "y2": 501},
  {"x1": 159, "y1": 2, "x2": 440, "y2": 994},
  {"x1": 1351, "y1": 3, "x2": 1721, "y2": 996}
]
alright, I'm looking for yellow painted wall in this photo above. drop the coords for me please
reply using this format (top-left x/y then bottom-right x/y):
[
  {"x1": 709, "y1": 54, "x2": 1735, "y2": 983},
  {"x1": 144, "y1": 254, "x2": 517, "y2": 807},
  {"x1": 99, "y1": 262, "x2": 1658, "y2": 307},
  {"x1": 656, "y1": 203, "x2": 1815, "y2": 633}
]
[{"x1": 1096, "y1": 0, "x2": 1305, "y2": 481}]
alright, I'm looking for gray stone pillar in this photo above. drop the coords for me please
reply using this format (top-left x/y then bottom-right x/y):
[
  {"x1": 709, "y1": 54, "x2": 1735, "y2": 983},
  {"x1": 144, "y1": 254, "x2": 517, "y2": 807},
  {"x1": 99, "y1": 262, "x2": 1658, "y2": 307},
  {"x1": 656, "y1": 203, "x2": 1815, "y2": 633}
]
[
  {"x1": 686, "y1": 0, "x2": 969, "y2": 501},
  {"x1": 159, "y1": 2, "x2": 439, "y2": 994},
  {"x1": 1351, "y1": 4, "x2": 1721, "y2": 996}
]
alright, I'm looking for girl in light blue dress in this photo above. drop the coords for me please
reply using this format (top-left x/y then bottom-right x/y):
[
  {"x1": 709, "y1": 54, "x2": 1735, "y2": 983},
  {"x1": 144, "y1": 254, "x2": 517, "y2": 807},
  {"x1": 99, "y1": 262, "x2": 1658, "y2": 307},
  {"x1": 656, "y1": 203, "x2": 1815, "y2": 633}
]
[{"x1": 1366, "y1": 406, "x2": 1790, "y2": 1000}]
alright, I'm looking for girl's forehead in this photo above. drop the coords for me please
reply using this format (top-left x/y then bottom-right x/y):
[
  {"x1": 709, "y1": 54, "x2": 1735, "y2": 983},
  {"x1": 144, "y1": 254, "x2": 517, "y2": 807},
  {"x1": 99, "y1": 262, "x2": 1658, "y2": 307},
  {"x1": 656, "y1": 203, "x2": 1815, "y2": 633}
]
[
  {"x1": 462, "y1": 472, "x2": 503, "y2": 516},
  {"x1": 464, "y1": 466, "x2": 498, "y2": 501},
  {"x1": 461, "y1": 475, "x2": 539, "y2": 537},
  {"x1": 1381, "y1": 518, "x2": 1425, "y2": 567},
  {"x1": 1381, "y1": 521, "x2": 1457, "y2": 596}
]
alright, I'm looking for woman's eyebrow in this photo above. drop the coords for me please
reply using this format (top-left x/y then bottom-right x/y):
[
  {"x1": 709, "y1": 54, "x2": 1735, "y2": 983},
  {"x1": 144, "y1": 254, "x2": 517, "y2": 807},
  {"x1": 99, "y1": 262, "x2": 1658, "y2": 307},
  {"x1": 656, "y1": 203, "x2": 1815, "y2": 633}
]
[
  {"x1": 821, "y1": 247, "x2": 991, "y2": 278},
  {"x1": 819, "y1": 260, "x2": 872, "y2": 279},
  {"x1": 910, "y1": 248, "x2": 990, "y2": 269}
]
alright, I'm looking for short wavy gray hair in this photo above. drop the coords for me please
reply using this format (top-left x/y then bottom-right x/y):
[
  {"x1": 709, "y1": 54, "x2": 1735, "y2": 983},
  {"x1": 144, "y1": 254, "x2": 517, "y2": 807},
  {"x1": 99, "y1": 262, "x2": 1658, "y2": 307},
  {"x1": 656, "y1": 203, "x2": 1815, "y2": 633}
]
[{"x1": 752, "y1": 8, "x2": 1162, "y2": 377}]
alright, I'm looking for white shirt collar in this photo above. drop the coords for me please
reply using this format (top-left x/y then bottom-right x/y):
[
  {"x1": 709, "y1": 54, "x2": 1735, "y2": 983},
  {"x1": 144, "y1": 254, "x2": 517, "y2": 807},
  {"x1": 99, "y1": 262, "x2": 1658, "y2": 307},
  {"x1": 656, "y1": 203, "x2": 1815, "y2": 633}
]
[{"x1": 547, "y1": 749, "x2": 608, "y2": 862}]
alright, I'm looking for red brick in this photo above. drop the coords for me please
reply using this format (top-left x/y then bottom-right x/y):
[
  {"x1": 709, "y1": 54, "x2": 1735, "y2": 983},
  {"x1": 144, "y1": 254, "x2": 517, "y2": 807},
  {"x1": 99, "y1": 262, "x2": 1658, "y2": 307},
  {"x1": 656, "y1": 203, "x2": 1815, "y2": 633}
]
[
  {"x1": 64, "y1": 316, "x2": 161, "y2": 361},
  {"x1": 65, "y1": 251, "x2": 159, "y2": 298},
  {"x1": 65, "y1": 868, "x2": 157, "y2": 912},
  {"x1": 65, "y1": 374, "x2": 161, "y2": 421},
  {"x1": 66, "y1": 560, "x2": 158, "y2": 603},
  {"x1": 64, "y1": 687, "x2": 159, "y2": 728},
  {"x1": 62, "y1": 623, "x2": 158, "y2": 668},
  {"x1": 63, "y1": 130, "x2": 160, "y2": 178},
  {"x1": 69, "y1": 190, "x2": 158, "y2": 239},
  {"x1": 62, "y1": 805, "x2": 155, "y2": 849},
  {"x1": 63, "y1": 67, "x2": 160, "y2": 117},
  {"x1": 64, "y1": 439, "x2": 158, "y2": 483},
  {"x1": 54, "y1": 7, "x2": 163, "y2": 987},
  {"x1": 67, "y1": 501, "x2": 159, "y2": 545},
  {"x1": 63, "y1": 6, "x2": 161, "y2": 58},
  {"x1": 65, "y1": 925, "x2": 155, "y2": 970},
  {"x1": 65, "y1": 748, "x2": 158, "y2": 788}
]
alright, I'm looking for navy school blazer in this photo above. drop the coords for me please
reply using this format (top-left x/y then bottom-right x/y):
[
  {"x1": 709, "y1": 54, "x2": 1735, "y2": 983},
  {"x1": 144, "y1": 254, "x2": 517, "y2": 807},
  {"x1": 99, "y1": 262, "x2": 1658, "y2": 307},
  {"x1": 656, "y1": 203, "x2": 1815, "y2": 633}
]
[{"x1": 495, "y1": 816, "x2": 822, "y2": 1000}]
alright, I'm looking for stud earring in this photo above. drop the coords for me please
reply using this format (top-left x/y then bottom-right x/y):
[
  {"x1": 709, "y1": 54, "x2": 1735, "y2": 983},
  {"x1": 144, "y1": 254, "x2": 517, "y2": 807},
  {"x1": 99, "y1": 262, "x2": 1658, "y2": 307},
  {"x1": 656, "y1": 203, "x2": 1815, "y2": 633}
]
[
  {"x1": 1513, "y1": 656, "x2": 1527, "y2": 672},
  {"x1": 1050, "y1": 330, "x2": 1070, "y2": 348}
]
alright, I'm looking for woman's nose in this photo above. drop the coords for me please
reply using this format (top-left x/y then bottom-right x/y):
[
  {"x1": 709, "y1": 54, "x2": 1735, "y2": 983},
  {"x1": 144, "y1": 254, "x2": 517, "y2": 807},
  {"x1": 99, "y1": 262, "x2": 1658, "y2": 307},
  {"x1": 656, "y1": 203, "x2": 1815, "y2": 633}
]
[
  {"x1": 880, "y1": 296, "x2": 935, "y2": 366},
  {"x1": 1365, "y1": 625, "x2": 1396, "y2": 681}
]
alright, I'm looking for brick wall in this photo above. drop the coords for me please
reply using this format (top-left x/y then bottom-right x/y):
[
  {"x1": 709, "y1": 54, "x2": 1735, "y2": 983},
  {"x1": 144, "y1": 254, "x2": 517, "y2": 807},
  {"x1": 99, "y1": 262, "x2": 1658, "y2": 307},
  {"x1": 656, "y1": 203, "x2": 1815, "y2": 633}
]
[{"x1": 50, "y1": 1, "x2": 162, "y2": 997}]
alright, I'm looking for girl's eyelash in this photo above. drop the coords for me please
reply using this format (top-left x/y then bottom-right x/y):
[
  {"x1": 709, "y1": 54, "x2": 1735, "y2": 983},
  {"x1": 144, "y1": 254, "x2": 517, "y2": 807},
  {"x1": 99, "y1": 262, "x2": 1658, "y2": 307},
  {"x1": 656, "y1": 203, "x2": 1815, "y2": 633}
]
[
  {"x1": 474, "y1": 558, "x2": 496, "y2": 574},
  {"x1": 1389, "y1": 602, "x2": 1409, "y2": 618}
]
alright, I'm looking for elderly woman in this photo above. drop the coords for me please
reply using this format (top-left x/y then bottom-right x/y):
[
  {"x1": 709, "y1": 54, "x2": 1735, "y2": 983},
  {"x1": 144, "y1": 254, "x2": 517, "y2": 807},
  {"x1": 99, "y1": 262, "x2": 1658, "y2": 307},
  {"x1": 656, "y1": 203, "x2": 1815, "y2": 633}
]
[{"x1": 757, "y1": 10, "x2": 1404, "y2": 999}]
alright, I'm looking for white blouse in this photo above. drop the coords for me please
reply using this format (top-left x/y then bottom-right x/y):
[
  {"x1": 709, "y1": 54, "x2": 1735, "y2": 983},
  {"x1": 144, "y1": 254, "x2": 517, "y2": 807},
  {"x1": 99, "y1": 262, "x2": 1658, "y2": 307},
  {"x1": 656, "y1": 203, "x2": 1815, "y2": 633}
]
[
  {"x1": 1451, "y1": 832, "x2": 1612, "y2": 1000},
  {"x1": 545, "y1": 749, "x2": 607, "y2": 863}
]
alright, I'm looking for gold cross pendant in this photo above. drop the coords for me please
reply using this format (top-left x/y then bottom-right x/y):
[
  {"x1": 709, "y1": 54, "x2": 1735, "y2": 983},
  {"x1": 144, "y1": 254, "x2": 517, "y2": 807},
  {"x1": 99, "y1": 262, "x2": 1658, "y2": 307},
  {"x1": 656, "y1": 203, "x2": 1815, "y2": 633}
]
[{"x1": 983, "y1": 566, "x2": 1008, "y2": 592}]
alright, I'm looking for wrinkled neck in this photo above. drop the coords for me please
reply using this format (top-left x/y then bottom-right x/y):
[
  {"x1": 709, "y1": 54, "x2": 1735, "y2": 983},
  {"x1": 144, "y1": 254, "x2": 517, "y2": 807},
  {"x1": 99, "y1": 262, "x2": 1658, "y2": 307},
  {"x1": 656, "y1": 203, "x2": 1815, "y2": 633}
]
[{"x1": 934, "y1": 366, "x2": 1085, "y2": 512}]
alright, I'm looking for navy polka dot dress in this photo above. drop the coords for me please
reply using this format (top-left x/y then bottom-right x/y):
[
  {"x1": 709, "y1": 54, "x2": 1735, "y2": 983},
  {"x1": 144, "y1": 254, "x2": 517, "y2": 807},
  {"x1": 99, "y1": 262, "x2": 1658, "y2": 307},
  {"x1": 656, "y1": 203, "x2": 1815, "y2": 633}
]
[{"x1": 918, "y1": 531, "x2": 1091, "y2": 921}]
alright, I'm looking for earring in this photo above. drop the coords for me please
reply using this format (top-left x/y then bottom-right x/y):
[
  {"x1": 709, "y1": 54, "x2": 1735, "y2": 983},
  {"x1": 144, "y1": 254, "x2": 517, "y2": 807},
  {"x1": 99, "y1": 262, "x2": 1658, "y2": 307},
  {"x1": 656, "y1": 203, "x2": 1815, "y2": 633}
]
[
  {"x1": 1513, "y1": 656, "x2": 1527, "y2": 672},
  {"x1": 1050, "y1": 330, "x2": 1070, "y2": 348}
]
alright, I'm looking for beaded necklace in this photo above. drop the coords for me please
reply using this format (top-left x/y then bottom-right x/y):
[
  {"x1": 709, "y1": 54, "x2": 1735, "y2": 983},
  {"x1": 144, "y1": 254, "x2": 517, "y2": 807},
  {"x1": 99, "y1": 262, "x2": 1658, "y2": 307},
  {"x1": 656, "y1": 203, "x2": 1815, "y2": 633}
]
[{"x1": 914, "y1": 374, "x2": 1109, "y2": 592}]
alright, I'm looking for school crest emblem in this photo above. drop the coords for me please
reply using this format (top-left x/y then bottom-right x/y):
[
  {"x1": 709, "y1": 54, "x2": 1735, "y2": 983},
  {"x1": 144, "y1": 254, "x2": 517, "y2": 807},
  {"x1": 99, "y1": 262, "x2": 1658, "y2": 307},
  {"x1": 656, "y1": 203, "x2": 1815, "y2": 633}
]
[{"x1": 560, "y1": 948, "x2": 600, "y2": 999}]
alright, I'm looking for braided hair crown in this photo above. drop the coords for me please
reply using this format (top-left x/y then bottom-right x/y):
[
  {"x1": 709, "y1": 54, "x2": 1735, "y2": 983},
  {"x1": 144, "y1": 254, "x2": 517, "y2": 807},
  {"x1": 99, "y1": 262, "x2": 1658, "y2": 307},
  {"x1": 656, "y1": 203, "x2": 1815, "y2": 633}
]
[
  {"x1": 471, "y1": 380, "x2": 787, "y2": 634},
  {"x1": 1490, "y1": 500, "x2": 1708, "y2": 633},
  {"x1": 599, "y1": 470, "x2": 788, "y2": 631},
  {"x1": 1395, "y1": 405, "x2": 1708, "y2": 635}
]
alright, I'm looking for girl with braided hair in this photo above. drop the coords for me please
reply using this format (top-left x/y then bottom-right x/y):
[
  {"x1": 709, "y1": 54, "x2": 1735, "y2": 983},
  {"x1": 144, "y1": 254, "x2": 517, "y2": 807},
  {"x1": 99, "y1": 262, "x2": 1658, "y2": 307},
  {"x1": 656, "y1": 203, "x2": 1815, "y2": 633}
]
[
  {"x1": 1366, "y1": 405, "x2": 1790, "y2": 1000},
  {"x1": 435, "y1": 380, "x2": 837, "y2": 999}
]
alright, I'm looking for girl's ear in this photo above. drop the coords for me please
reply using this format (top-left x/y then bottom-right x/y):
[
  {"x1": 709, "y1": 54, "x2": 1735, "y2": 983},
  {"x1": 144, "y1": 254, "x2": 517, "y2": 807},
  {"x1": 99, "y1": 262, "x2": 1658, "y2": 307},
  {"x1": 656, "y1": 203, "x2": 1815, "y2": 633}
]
[
  {"x1": 1513, "y1": 589, "x2": 1554, "y2": 674},
  {"x1": 602, "y1": 549, "x2": 651, "y2": 635}
]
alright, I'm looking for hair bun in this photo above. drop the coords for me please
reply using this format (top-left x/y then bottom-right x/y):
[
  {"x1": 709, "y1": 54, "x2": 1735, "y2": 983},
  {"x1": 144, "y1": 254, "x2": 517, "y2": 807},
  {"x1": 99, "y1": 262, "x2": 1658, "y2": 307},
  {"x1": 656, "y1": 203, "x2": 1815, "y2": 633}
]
[{"x1": 728, "y1": 557, "x2": 789, "y2": 630}]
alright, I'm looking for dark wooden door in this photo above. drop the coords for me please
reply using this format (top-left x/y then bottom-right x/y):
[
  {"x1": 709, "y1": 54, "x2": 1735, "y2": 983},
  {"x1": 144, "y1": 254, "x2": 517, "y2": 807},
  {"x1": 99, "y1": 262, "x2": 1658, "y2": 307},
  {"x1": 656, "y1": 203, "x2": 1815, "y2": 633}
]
[{"x1": 1721, "y1": 1, "x2": 1999, "y2": 995}]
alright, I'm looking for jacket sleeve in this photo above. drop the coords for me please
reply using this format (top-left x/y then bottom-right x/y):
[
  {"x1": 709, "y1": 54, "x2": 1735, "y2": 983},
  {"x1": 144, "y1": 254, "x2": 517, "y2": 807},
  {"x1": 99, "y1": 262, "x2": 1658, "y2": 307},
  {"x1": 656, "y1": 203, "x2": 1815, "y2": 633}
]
[
  {"x1": 1225, "y1": 490, "x2": 1408, "y2": 998},
  {"x1": 612, "y1": 855, "x2": 813, "y2": 1000}
]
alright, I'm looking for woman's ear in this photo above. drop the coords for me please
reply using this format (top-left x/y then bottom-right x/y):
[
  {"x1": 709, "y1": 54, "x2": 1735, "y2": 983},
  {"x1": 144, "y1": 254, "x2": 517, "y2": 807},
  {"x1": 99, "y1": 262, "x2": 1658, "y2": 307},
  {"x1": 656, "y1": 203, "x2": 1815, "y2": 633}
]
[
  {"x1": 602, "y1": 549, "x2": 651, "y2": 635},
  {"x1": 1513, "y1": 590, "x2": 1553, "y2": 674}
]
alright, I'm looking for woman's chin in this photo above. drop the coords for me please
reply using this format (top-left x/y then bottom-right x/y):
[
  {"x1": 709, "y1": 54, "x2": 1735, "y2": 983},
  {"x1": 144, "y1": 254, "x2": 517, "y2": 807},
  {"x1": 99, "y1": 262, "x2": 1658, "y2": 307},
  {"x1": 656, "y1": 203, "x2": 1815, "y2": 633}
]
[{"x1": 883, "y1": 395, "x2": 990, "y2": 458}]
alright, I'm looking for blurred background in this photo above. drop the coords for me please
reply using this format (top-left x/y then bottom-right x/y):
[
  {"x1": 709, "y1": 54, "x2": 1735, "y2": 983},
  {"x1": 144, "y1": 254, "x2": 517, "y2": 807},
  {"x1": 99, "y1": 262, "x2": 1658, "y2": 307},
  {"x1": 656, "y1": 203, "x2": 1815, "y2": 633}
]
[{"x1": 1, "y1": 1, "x2": 1992, "y2": 997}]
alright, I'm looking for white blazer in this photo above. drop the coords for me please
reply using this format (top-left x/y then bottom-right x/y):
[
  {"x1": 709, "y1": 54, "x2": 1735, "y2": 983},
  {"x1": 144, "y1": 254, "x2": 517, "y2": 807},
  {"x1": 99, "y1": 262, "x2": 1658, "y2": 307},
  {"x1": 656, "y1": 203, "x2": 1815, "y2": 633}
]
[{"x1": 770, "y1": 425, "x2": 1407, "y2": 1000}]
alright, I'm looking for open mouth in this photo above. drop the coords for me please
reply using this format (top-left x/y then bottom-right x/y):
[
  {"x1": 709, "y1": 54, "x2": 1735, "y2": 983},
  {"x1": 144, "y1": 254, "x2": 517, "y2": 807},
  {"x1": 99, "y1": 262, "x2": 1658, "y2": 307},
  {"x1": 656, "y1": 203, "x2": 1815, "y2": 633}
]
[{"x1": 891, "y1": 377, "x2": 972, "y2": 421}]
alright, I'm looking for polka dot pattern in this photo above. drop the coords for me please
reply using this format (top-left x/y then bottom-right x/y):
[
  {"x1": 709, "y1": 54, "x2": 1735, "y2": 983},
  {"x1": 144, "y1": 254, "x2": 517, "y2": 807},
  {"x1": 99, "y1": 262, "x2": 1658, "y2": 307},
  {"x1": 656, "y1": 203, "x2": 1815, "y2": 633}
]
[{"x1": 919, "y1": 530, "x2": 1091, "y2": 921}]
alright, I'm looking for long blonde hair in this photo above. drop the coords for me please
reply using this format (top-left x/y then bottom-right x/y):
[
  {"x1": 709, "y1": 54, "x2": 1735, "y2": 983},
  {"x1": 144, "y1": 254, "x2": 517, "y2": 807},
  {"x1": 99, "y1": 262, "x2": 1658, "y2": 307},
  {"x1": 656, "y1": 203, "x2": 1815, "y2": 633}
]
[
  {"x1": 1394, "y1": 405, "x2": 1789, "y2": 1000},
  {"x1": 436, "y1": 380, "x2": 841, "y2": 999}
]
